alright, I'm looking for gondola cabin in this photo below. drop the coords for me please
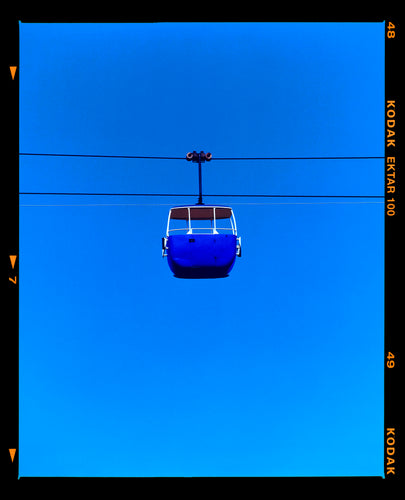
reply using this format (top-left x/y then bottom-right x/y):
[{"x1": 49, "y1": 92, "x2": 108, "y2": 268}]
[{"x1": 162, "y1": 205, "x2": 241, "y2": 278}]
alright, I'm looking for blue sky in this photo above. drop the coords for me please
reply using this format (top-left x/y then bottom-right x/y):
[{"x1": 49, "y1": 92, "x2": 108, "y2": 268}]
[{"x1": 19, "y1": 22, "x2": 385, "y2": 477}]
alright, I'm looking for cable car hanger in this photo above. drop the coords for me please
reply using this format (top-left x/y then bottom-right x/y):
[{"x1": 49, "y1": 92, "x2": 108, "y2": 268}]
[{"x1": 185, "y1": 150, "x2": 212, "y2": 205}]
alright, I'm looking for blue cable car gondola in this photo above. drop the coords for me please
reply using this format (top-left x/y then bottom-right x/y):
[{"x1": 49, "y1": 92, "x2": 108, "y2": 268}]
[
  {"x1": 162, "y1": 150, "x2": 241, "y2": 279},
  {"x1": 162, "y1": 205, "x2": 241, "y2": 278}
]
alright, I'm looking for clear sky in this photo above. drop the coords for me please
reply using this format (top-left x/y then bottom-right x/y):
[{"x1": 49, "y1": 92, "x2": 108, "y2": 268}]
[{"x1": 19, "y1": 22, "x2": 385, "y2": 477}]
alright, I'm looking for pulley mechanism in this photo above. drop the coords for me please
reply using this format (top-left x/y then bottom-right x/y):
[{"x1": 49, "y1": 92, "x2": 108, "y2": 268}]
[{"x1": 186, "y1": 151, "x2": 212, "y2": 162}]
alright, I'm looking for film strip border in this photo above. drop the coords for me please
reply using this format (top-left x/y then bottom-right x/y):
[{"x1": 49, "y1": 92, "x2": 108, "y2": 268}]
[
  {"x1": 384, "y1": 18, "x2": 400, "y2": 481},
  {"x1": 4, "y1": 16, "x2": 19, "y2": 482}
]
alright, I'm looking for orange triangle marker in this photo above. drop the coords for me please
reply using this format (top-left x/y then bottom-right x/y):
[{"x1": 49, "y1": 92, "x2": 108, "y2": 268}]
[
  {"x1": 9, "y1": 449, "x2": 16, "y2": 462},
  {"x1": 10, "y1": 66, "x2": 17, "y2": 80},
  {"x1": 10, "y1": 255, "x2": 17, "y2": 269}
]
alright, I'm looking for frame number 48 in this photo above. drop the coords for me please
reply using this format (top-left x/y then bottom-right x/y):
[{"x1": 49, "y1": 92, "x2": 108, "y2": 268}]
[{"x1": 387, "y1": 22, "x2": 396, "y2": 38}]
